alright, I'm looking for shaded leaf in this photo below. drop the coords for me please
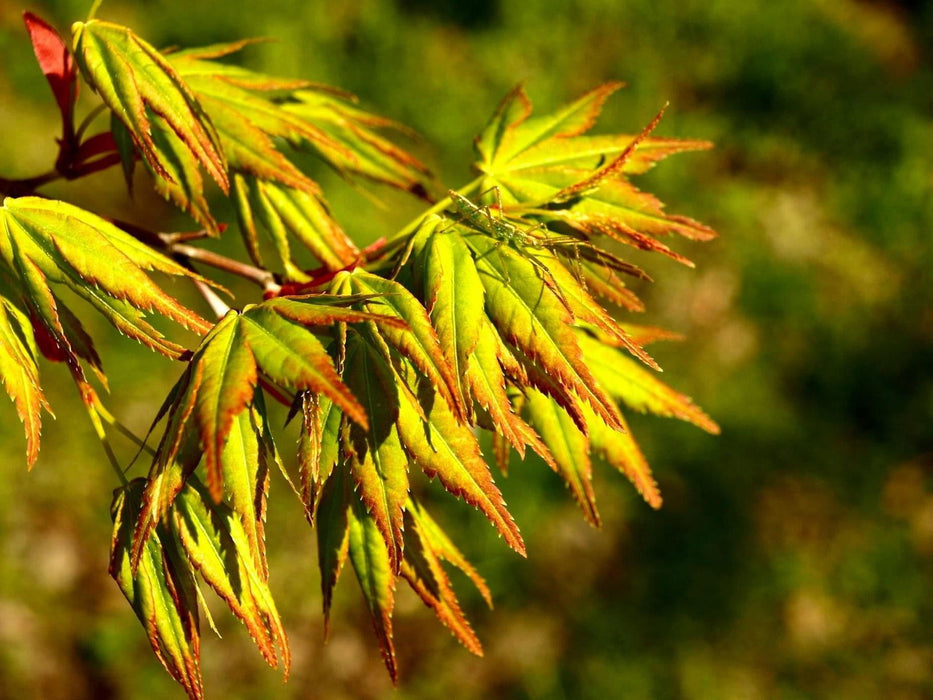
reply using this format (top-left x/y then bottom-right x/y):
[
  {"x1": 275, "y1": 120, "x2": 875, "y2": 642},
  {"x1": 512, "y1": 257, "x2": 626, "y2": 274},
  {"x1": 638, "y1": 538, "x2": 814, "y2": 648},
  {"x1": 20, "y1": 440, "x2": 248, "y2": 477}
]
[
  {"x1": 170, "y1": 51, "x2": 332, "y2": 191},
  {"x1": 342, "y1": 335, "x2": 409, "y2": 573},
  {"x1": 316, "y1": 460, "x2": 351, "y2": 634},
  {"x1": 347, "y1": 495, "x2": 397, "y2": 681}
]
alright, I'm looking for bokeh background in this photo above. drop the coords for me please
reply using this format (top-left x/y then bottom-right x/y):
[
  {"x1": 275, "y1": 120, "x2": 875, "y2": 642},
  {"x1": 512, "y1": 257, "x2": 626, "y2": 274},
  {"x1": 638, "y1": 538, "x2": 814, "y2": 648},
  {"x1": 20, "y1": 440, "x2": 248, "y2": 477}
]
[{"x1": 1, "y1": 0, "x2": 931, "y2": 697}]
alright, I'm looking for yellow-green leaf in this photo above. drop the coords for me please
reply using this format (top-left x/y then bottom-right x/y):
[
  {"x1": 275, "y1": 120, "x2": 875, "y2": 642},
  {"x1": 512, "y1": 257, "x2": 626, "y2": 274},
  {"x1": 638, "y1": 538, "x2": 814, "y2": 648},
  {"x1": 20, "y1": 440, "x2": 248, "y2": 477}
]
[
  {"x1": 578, "y1": 332, "x2": 720, "y2": 434},
  {"x1": 0, "y1": 297, "x2": 51, "y2": 466},
  {"x1": 524, "y1": 389, "x2": 600, "y2": 526},
  {"x1": 0, "y1": 197, "x2": 211, "y2": 363},
  {"x1": 400, "y1": 503, "x2": 482, "y2": 655},
  {"x1": 110, "y1": 479, "x2": 204, "y2": 700},
  {"x1": 171, "y1": 478, "x2": 289, "y2": 677},
  {"x1": 395, "y1": 376, "x2": 525, "y2": 556},
  {"x1": 233, "y1": 174, "x2": 359, "y2": 276},
  {"x1": 71, "y1": 20, "x2": 227, "y2": 191}
]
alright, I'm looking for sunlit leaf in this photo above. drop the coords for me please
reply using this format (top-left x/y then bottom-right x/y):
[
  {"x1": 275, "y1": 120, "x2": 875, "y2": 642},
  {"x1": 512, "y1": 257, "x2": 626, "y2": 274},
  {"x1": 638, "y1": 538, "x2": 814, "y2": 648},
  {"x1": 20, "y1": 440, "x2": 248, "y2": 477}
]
[
  {"x1": 110, "y1": 479, "x2": 203, "y2": 700},
  {"x1": 586, "y1": 406, "x2": 662, "y2": 509},
  {"x1": 524, "y1": 388, "x2": 600, "y2": 526},
  {"x1": 395, "y1": 375, "x2": 525, "y2": 556},
  {"x1": 171, "y1": 477, "x2": 289, "y2": 676},
  {"x1": 578, "y1": 331, "x2": 720, "y2": 434},
  {"x1": 401, "y1": 502, "x2": 482, "y2": 655},
  {"x1": 138, "y1": 297, "x2": 405, "y2": 545},
  {"x1": 337, "y1": 270, "x2": 465, "y2": 420},
  {"x1": 285, "y1": 89, "x2": 433, "y2": 196},
  {"x1": 0, "y1": 197, "x2": 211, "y2": 366},
  {"x1": 233, "y1": 173, "x2": 359, "y2": 277},
  {"x1": 0, "y1": 296, "x2": 51, "y2": 466},
  {"x1": 24, "y1": 12, "x2": 77, "y2": 132},
  {"x1": 71, "y1": 20, "x2": 227, "y2": 194},
  {"x1": 473, "y1": 84, "x2": 716, "y2": 265},
  {"x1": 467, "y1": 233, "x2": 623, "y2": 432}
]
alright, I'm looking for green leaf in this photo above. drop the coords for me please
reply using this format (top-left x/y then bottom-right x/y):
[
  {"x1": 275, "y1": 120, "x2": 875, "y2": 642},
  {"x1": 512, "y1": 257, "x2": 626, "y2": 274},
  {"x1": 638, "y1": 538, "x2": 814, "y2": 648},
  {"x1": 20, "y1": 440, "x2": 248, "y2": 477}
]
[
  {"x1": 316, "y1": 460, "x2": 351, "y2": 634},
  {"x1": 586, "y1": 406, "x2": 662, "y2": 509},
  {"x1": 395, "y1": 374, "x2": 525, "y2": 556},
  {"x1": 139, "y1": 297, "x2": 401, "y2": 544},
  {"x1": 339, "y1": 270, "x2": 465, "y2": 420},
  {"x1": 406, "y1": 498, "x2": 492, "y2": 607},
  {"x1": 522, "y1": 246, "x2": 657, "y2": 368},
  {"x1": 347, "y1": 495, "x2": 398, "y2": 681},
  {"x1": 524, "y1": 389, "x2": 600, "y2": 526},
  {"x1": 504, "y1": 133, "x2": 714, "y2": 176},
  {"x1": 578, "y1": 332, "x2": 720, "y2": 434},
  {"x1": 233, "y1": 174, "x2": 359, "y2": 277},
  {"x1": 473, "y1": 85, "x2": 716, "y2": 266},
  {"x1": 0, "y1": 197, "x2": 211, "y2": 364},
  {"x1": 342, "y1": 335, "x2": 409, "y2": 573},
  {"x1": 467, "y1": 233, "x2": 623, "y2": 432},
  {"x1": 400, "y1": 503, "x2": 482, "y2": 655},
  {"x1": 299, "y1": 392, "x2": 343, "y2": 519},
  {"x1": 0, "y1": 297, "x2": 51, "y2": 466},
  {"x1": 170, "y1": 50, "x2": 332, "y2": 191},
  {"x1": 171, "y1": 478, "x2": 289, "y2": 677},
  {"x1": 464, "y1": 318, "x2": 553, "y2": 466},
  {"x1": 416, "y1": 218, "x2": 485, "y2": 413},
  {"x1": 219, "y1": 407, "x2": 271, "y2": 577},
  {"x1": 110, "y1": 479, "x2": 204, "y2": 700},
  {"x1": 71, "y1": 20, "x2": 227, "y2": 193},
  {"x1": 476, "y1": 82, "x2": 623, "y2": 170},
  {"x1": 285, "y1": 89, "x2": 433, "y2": 196}
]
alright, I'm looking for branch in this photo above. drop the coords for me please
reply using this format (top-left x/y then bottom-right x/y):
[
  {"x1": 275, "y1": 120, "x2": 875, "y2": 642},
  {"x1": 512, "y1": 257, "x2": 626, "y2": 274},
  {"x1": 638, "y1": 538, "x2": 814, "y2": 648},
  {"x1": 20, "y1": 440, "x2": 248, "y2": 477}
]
[
  {"x1": 0, "y1": 171, "x2": 61, "y2": 198},
  {"x1": 170, "y1": 243, "x2": 278, "y2": 293}
]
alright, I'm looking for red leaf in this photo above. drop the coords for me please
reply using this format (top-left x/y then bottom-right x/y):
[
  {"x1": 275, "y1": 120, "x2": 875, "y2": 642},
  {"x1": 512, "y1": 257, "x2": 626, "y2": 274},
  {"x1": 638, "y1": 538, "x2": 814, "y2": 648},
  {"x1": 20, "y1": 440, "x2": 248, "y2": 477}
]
[
  {"x1": 29, "y1": 310, "x2": 67, "y2": 363},
  {"x1": 23, "y1": 13, "x2": 77, "y2": 128}
]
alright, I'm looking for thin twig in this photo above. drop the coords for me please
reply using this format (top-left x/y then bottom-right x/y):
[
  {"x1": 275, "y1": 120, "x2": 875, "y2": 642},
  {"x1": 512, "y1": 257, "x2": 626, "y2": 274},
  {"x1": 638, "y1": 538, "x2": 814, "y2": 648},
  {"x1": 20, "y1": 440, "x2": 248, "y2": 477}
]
[
  {"x1": 171, "y1": 243, "x2": 279, "y2": 293},
  {"x1": 0, "y1": 171, "x2": 62, "y2": 198}
]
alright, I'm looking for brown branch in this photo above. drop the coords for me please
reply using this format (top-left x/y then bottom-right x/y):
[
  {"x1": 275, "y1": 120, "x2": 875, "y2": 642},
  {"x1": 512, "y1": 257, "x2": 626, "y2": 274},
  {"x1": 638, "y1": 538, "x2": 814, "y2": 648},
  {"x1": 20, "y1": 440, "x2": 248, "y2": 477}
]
[
  {"x1": 0, "y1": 171, "x2": 61, "y2": 198},
  {"x1": 170, "y1": 243, "x2": 278, "y2": 292}
]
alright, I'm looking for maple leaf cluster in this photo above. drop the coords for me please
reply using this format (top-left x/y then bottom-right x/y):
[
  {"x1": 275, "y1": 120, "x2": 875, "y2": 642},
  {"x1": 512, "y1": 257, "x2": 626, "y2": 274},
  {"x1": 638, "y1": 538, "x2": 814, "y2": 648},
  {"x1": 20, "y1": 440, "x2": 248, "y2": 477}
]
[{"x1": 0, "y1": 11, "x2": 719, "y2": 698}]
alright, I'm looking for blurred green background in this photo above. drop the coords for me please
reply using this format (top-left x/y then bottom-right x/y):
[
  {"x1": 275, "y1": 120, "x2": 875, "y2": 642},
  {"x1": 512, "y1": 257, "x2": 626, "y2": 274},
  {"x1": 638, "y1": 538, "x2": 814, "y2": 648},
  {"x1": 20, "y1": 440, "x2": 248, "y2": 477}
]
[{"x1": 1, "y1": 0, "x2": 931, "y2": 697}]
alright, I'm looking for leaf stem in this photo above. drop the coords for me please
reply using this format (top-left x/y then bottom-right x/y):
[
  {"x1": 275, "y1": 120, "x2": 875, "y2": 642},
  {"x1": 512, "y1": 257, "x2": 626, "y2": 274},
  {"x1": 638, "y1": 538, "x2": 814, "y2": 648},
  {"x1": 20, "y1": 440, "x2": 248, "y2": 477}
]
[{"x1": 74, "y1": 104, "x2": 108, "y2": 144}]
